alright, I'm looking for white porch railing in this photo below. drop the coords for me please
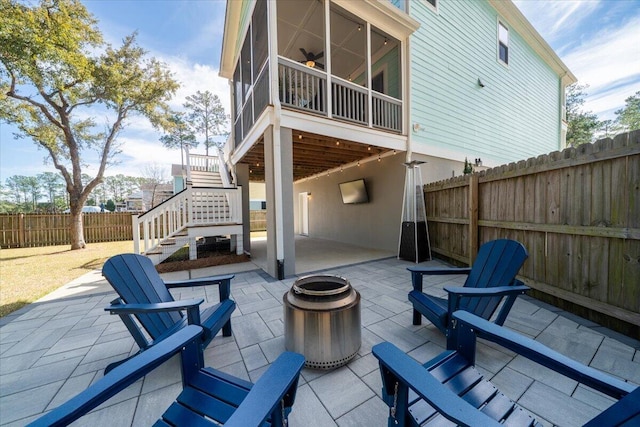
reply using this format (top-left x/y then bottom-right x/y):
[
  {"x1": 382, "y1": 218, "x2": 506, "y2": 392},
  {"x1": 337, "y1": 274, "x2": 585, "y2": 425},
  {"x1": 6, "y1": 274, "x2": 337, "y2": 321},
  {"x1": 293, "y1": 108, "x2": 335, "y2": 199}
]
[
  {"x1": 133, "y1": 186, "x2": 242, "y2": 256},
  {"x1": 331, "y1": 76, "x2": 368, "y2": 125},
  {"x1": 372, "y1": 92, "x2": 402, "y2": 131},
  {"x1": 277, "y1": 56, "x2": 402, "y2": 132},
  {"x1": 189, "y1": 153, "x2": 220, "y2": 172},
  {"x1": 278, "y1": 57, "x2": 327, "y2": 115}
]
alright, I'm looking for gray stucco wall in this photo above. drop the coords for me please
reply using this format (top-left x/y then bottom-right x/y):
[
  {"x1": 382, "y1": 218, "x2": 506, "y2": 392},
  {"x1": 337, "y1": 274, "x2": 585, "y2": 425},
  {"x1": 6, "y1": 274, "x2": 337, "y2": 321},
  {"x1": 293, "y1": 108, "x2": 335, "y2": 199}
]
[{"x1": 292, "y1": 154, "x2": 406, "y2": 253}]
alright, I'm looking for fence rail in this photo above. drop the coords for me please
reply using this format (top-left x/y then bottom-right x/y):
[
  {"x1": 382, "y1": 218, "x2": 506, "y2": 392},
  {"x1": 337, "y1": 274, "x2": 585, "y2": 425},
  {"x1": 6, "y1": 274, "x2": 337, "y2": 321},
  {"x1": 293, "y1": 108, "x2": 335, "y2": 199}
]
[
  {"x1": 0, "y1": 212, "x2": 134, "y2": 248},
  {"x1": 423, "y1": 131, "x2": 640, "y2": 335}
]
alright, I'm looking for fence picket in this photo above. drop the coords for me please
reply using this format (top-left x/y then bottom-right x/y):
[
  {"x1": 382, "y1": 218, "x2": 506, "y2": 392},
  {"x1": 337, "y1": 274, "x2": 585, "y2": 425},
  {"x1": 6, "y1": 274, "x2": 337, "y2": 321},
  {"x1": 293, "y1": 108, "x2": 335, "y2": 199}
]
[
  {"x1": 1, "y1": 212, "x2": 134, "y2": 248},
  {"x1": 423, "y1": 131, "x2": 640, "y2": 334}
]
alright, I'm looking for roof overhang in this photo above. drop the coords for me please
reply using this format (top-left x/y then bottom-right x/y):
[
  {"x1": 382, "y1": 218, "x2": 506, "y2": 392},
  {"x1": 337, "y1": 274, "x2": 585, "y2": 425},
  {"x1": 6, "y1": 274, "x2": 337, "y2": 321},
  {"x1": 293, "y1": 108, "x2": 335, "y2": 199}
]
[
  {"x1": 219, "y1": 0, "x2": 250, "y2": 79},
  {"x1": 489, "y1": 0, "x2": 577, "y2": 86}
]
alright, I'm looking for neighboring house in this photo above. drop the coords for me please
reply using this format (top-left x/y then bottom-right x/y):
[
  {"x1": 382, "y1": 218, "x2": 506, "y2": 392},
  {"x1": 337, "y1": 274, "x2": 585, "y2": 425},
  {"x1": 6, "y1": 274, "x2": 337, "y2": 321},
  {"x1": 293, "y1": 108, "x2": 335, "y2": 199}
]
[
  {"x1": 217, "y1": 0, "x2": 575, "y2": 278},
  {"x1": 124, "y1": 184, "x2": 173, "y2": 212}
]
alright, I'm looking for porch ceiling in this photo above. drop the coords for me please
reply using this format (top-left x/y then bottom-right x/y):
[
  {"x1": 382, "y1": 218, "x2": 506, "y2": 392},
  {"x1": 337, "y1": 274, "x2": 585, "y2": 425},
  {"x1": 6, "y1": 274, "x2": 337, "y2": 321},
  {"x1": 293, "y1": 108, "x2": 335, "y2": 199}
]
[{"x1": 238, "y1": 130, "x2": 391, "y2": 182}]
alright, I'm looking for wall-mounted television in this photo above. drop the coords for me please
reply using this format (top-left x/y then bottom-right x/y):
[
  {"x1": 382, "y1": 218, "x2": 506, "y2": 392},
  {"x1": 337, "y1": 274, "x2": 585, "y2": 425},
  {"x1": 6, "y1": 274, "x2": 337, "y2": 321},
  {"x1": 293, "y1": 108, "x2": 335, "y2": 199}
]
[{"x1": 339, "y1": 179, "x2": 369, "y2": 204}]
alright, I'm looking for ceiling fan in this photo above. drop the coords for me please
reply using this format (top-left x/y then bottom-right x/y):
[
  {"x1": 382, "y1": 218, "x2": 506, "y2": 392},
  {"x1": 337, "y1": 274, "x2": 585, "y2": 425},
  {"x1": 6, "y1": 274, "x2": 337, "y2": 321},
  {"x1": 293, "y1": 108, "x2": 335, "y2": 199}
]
[{"x1": 300, "y1": 48, "x2": 324, "y2": 69}]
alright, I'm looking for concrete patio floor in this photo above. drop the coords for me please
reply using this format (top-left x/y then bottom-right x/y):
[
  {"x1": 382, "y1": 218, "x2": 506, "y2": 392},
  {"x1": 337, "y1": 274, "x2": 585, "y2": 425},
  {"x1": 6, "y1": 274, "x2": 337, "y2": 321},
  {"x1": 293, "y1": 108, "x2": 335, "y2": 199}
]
[{"x1": 1, "y1": 240, "x2": 639, "y2": 426}]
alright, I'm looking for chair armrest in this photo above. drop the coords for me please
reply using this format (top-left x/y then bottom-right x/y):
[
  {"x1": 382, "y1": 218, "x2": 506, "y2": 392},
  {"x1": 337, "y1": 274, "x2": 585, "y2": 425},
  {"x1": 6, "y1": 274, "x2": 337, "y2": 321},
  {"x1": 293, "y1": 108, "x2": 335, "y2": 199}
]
[
  {"x1": 372, "y1": 342, "x2": 502, "y2": 427},
  {"x1": 28, "y1": 326, "x2": 204, "y2": 427},
  {"x1": 165, "y1": 274, "x2": 234, "y2": 301},
  {"x1": 452, "y1": 311, "x2": 636, "y2": 399},
  {"x1": 106, "y1": 299, "x2": 204, "y2": 325},
  {"x1": 444, "y1": 284, "x2": 530, "y2": 297},
  {"x1": 408, "y1": 267, "x2": 472, "y2": 293},
  {"x1": 105, "y1": 298, "x2": 204, "y2": 314},
  {"x1": 407, "y1": 267, "x2": 472, "y2": 276},
  {"x1": 224, "y1": 352, "x2": 305, "y2": 427}
]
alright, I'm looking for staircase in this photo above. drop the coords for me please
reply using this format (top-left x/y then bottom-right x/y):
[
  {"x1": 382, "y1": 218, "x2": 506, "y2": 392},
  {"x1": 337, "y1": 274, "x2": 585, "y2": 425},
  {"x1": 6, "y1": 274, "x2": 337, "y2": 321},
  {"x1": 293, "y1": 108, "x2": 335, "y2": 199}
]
[{"x1": 133, "y1": 153, "x2": 243, "y2": 265}]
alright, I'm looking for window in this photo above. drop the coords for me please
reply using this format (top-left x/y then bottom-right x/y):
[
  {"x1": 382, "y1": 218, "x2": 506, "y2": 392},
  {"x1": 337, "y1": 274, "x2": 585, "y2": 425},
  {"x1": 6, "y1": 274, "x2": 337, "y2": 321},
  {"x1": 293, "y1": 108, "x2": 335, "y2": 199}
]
[
  {"x1": 498, "y1": 21, "x2": 509, "y2": 65},
  {"x1": 424, "y1": 0, "x2": 437, "y2": 8},
  {"x1": 372, "y1": 71, "x2": 384, "y2": 93}
]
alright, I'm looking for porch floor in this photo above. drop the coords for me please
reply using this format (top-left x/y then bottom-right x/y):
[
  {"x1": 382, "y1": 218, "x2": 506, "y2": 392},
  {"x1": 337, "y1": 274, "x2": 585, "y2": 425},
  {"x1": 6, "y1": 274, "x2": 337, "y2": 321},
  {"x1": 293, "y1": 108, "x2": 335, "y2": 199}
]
[{"x1": 1, "y1": 239, "x2": 638, "y2": 426}]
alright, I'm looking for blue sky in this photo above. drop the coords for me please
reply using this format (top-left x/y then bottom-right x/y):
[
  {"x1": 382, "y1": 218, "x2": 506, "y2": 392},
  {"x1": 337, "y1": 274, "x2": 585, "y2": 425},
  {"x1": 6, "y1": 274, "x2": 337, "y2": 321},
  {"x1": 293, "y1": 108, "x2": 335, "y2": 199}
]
[{"x1": 1, "y1": 0, "x2": 639, "y2": 183}]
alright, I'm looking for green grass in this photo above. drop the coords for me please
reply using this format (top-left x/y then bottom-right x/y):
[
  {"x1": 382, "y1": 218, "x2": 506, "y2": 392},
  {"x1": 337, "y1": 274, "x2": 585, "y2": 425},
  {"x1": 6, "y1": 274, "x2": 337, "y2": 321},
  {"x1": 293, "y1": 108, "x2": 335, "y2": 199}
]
[{"x1": 0, "y1": 241, "x2": 133, "y2": 317}]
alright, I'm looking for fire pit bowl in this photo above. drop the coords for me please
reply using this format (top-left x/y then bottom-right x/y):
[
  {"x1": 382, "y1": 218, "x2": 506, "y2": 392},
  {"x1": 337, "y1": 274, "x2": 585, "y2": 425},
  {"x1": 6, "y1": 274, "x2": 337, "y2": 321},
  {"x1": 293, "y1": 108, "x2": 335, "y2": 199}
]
[{"x1": 283, "y1": 275, "x2": 361, "y2": 369}]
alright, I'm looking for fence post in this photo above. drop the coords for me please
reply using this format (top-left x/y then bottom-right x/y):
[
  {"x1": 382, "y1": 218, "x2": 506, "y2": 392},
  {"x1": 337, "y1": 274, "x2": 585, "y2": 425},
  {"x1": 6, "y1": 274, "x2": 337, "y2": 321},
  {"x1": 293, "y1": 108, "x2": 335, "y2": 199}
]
[
  {"x1": 468, "y1": 174, "x2": 479, "y2": 265},
  {"x1": 18, "y1": 213, "x2": 25, "y2": 248},
  {"x1": 132, "y1": 214, "x2": 140, "y2": 254}
]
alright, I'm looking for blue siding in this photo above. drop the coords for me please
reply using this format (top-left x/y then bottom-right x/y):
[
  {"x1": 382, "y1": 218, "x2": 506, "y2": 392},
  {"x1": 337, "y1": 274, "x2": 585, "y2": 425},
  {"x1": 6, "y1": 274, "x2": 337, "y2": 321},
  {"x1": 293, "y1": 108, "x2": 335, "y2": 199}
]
[{"x1": 409, "y1": 0, "x2": 562, "y2": 164}]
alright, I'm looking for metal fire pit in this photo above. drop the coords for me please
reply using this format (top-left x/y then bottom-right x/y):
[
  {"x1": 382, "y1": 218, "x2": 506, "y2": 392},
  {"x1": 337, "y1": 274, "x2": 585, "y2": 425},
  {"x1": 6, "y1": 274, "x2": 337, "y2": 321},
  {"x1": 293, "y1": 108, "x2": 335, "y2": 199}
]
[{"x1": 283, "y1": 275, "x2": 361, "y2": 369}]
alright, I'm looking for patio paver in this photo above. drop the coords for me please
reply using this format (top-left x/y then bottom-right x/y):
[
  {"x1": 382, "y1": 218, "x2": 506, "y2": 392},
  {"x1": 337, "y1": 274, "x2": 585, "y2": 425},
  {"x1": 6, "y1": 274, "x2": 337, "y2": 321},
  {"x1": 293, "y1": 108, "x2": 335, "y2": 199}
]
[{"x1": 1, "y1": 256, "x2": 638, "y2": 426}]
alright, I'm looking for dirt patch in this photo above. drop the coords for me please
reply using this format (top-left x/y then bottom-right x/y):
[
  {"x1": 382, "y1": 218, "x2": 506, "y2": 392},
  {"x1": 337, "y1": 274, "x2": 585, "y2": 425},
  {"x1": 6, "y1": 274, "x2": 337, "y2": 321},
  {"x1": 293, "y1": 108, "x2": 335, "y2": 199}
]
[{"x1": 155, "y1": 251, "x2": 251, "y2": 273}]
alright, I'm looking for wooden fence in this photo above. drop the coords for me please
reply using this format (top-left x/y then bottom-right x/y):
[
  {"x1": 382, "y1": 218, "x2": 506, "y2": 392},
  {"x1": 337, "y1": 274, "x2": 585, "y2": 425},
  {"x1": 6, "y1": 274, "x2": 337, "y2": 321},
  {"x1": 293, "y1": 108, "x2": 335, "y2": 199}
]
[
  {"x1": 424, "y1": 130, "x2": 640, "y2": 336},
  {"x1": 0, "y1": 212, "x2": 135, "y2": 248},
  {"x1": 250, "y1": 211, "x2": 267, "y2": 231}
]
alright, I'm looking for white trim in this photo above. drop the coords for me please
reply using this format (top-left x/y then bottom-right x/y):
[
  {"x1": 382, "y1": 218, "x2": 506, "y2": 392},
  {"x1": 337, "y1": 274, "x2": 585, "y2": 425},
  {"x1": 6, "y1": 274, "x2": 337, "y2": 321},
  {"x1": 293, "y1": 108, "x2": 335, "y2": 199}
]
[
  {"x1": 280, "y1": 108, "x2": 407, "y2": 150},
  {"x1": 421, "y1": 0, "x2": 438, "y2": 14}
]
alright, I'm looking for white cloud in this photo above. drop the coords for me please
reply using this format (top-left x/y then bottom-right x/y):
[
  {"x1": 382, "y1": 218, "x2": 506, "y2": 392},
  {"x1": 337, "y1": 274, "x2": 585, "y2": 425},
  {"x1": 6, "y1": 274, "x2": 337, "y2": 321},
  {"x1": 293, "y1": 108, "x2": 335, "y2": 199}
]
[
  {"x1": 514, "y1": 0, "x2": 600, "y2": 47},
  {"x1": 515, "y1": 1, "x2": 640, "y2": 120},
  {"x1": 165, "y1": 59, "x2": 232, "y2": 114},
  {"x1": 563, "y1": 16, "x2": 640, "y2": 118}
]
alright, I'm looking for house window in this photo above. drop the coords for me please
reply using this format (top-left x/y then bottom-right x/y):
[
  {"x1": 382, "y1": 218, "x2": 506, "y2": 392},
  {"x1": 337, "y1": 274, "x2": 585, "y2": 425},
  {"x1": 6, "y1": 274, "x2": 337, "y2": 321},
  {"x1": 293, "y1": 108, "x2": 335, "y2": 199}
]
[
  {"x1": 498, "y1": 21, "x2": 509, "y2": 65},
  {"x1": 424, "y1": 0, "x2": 437, "y2": 8}
]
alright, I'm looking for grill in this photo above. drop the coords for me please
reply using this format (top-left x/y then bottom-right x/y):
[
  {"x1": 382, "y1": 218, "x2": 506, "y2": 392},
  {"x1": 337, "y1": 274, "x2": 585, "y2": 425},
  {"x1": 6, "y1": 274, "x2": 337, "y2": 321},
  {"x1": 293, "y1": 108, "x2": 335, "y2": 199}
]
[{"x1": 283, "y1": 275, "x2": 361, "y2": 369}]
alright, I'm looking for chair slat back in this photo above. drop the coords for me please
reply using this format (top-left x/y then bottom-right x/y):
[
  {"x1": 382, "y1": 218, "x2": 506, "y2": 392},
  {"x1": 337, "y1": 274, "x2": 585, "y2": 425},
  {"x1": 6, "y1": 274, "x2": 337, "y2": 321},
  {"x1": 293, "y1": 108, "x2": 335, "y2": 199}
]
[
  {"x1": 461, "y1": 240, "x2": 528, "y2": 318},
  {"x1": 103, "y1": 254, "x2": 183, "y2": 340}
]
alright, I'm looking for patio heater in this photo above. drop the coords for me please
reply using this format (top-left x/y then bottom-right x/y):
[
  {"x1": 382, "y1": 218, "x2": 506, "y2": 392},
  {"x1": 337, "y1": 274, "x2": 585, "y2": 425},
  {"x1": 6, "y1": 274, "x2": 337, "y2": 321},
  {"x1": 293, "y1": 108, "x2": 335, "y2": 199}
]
[{"x1": 398, "y1": 160, "x2": 431, "y2": 262}]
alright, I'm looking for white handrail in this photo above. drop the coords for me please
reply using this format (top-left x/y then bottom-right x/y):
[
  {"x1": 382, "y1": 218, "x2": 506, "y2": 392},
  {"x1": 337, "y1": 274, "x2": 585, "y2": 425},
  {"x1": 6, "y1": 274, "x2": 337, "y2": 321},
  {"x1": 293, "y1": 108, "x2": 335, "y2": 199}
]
[
  {"x1": 217, "y1": 147, "x2": 231, "y2": 188},
  {"x1": 132, "y1": 186, "x2": 242, "y2": 255}
]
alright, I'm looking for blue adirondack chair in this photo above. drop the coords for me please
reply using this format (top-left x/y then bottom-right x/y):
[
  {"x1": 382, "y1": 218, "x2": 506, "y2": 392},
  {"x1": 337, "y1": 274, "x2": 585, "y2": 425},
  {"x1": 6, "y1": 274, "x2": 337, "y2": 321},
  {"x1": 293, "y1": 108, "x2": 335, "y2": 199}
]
[
  {"x1": 102, "y1": 253, "x2": 236, "y2": 373},
  {"x1": 373, "y1": 311, "x2": 639, "y2": 427},
  {"x1": 29, "y1": 325, "x2": 305, "y2": 427},
  {"x1": 408, "y1": 239, "x2": 529, "y2": 335}
]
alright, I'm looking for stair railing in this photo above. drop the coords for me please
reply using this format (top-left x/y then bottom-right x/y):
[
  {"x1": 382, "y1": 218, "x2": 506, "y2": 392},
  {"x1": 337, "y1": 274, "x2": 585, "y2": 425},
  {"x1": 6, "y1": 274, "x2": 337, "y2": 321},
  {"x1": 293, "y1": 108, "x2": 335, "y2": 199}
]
[
  {"x1": 133, "y1": 186, "x2": 242, "y2": 255},
  {"x1": 217, "y1": 146, "x2": 232, "y2": 188}
]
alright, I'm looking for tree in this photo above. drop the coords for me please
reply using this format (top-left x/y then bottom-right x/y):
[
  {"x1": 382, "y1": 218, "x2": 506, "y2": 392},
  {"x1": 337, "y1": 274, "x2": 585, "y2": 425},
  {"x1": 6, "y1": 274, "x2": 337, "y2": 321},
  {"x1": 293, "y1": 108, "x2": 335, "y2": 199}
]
[
  {"x1": 183, "y1": 90, "x2": 228, "y2": 156},
  {"x1": 38, "y1": 172, "x2": 64, "y2": 211},
  {"x1": 105, "y1": 199, "x2": 116, "y2": 212},
  {"x1": 0, "y1": 0, "x2": 178, "y2": 249},
  {"x1": 5, "y1": 175, "x2": 29, "y2": 209},
  {"x1": 160, "y1": 112, "x2": 197, "y2": 171},
  {"x1": 565, "y1": 84, "x2": 601, "y2": 147},
  {"x1": 141, "y1": 163, "x2": 168, "y2": 209},
  {"x1": 615, "y1": 91, "x2": 640, "y2": 132}
]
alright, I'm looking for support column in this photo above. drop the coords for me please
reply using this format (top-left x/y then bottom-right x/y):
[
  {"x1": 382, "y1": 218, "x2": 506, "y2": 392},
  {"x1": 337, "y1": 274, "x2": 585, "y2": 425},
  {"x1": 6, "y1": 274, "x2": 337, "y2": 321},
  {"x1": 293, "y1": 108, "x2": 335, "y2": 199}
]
[
  {"x1": 264, "y1": 126, "x2": 295, "y2": 279},
  {"x1": 236, "y1": 162, "x2": 251, "y2": 255}
]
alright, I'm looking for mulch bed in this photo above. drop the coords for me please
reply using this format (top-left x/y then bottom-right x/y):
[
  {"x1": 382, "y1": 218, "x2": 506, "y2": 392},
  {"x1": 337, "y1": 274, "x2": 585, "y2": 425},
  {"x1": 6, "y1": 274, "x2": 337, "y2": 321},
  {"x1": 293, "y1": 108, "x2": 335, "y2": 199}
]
[{"x1": 155, "y1": 251, "x2": 251, "y2": 273}]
